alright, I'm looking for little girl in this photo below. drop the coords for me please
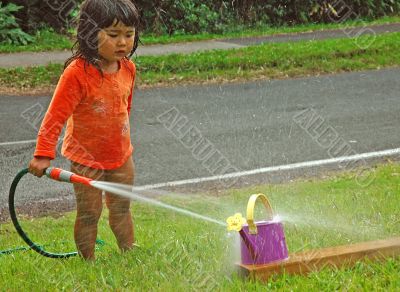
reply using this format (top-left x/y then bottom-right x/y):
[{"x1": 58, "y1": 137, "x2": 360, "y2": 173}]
[{"x1": 28, "y1": 0, "x2": 140, "y2": 260}]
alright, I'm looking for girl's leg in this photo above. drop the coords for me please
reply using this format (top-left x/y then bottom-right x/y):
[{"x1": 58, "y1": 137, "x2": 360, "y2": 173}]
[
  {"x1": 105, "y1": 156, "x2": 135, "y2": 251},
  {"x1": 71, "y1": 162, "x2": 104, "y2": 260}
]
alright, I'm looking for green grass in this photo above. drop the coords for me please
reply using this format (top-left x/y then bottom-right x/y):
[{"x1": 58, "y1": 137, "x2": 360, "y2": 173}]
[
  {"x1": 1, "y1": 15, "x2": 399, "y2": 53},
  {"x1": 0, "y1": 63, "x2": 62, "y2": 88},
  {"x1": 1, "y1": 31, "x2": 399, "y2": 92},
  {"x1": 0, "y1": 162, "x2": 399, "y2": 290},
  {"x1": 140, "y1": 15, "x2": 400, "y2": 45},
  {"x1": 136, "y1": 31, "x2": 400, "y2": 85}
]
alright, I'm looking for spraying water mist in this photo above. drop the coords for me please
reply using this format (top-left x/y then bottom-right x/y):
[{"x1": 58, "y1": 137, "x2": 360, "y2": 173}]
[
  {"x1": 45, "y1": 167, "x2": 225, "y2": 226},
  {"x1": 90, "y1": 181, "x2": 226, "y2": 226}
]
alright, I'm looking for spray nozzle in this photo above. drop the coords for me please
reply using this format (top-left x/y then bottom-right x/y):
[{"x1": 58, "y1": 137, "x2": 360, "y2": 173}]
[
  {"x1": 45, "y1": 167, "x2": 93, "y2": 186},
  {"x1": 226, "y1": 213, "x2": 246, "y2": 232}
]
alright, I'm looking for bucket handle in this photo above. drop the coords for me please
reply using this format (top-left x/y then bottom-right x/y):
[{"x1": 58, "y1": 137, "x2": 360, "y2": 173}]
[{"x1": 246, "y1": 193, "x2": 274, "y2": 235}]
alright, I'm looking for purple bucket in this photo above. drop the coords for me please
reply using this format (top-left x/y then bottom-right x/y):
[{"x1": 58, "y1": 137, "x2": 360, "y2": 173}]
[
  {"x1": 240, "y1": 220, "x2": 288, "y2": 265},
  {"x1": 238, "y1": 193, "x2": 288, "y2": 265}
]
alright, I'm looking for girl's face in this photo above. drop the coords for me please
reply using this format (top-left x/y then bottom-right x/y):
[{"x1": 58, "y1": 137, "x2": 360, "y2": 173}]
[{"x1": 97, "y1": 19, "x2": 135, "y2": 64}]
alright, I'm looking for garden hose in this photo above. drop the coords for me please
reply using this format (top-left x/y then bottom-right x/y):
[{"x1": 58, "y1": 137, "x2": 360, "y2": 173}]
[{"x1": 7, "y1": 168, "x2": 104, "y2": 258}]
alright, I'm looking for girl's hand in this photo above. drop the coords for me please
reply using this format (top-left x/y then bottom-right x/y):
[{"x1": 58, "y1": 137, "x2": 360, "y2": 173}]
[{"x1": 28, "y1": 156, "x2": 51, "y2": 177}]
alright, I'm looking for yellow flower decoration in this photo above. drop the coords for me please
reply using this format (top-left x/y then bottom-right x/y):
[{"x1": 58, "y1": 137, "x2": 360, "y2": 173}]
[{"x1": 226, "y1": 213, "x2": 246, "y2": 232}]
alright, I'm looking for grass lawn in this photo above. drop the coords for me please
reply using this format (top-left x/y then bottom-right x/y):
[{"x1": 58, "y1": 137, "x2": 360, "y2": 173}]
[
  {"x1": 0, "y1": 162, "x2": 399, "y2": 290},
  {"x1": 140, "y1": 15, "x2": 400, "y2": 45},
  {"x1": 1, "y1": 31, "x2": 399, "y2": 94},
  {"x1": 0, "y1": 15, "x2": 399, "y2": 53}
]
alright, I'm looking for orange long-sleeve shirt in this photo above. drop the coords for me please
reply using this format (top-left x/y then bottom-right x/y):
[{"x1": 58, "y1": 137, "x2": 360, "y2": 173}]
[{"x1": 34, "y1": 57, "x2": 136, "y2": 169}]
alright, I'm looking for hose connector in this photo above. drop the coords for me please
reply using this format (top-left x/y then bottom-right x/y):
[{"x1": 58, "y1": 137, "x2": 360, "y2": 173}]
[
  {"x1": 45, "y1": 167, "x2": 93, "y2": 186},
  {"x1": 45, "y1": 167, "x2": 73, "y2": 182}
]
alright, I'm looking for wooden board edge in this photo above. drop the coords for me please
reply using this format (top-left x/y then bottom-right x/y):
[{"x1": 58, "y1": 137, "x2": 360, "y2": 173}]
[{"x1": 238, "y1": 237, "x2": 400, "y2": 282}]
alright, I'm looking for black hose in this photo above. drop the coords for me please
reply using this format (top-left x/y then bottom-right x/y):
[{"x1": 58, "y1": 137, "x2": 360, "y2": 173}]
[{"x1": 8, "y1": 168, "x2": 77, "y2": 258}]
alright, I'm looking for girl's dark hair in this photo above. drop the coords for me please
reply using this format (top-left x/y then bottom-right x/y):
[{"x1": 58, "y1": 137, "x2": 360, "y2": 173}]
[{"x1": 65, "y1": 0, "x2": 140, "y2": 73}]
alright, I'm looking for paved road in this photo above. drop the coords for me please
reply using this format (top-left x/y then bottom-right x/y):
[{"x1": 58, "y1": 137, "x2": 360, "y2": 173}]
[
  {"x1": 0, "y1": 68, "x2": 399, "y2": 208},
  {"x1": 0, "y1": 23, "x2": 399, "y2": 68}
]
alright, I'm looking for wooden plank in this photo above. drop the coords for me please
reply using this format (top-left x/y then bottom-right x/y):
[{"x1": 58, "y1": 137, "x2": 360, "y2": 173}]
[{"x1": 238, "y1": 237, "x2": 400, "y2": 282}]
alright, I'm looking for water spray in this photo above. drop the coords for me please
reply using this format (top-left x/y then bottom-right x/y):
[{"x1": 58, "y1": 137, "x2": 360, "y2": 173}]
[{"x1": 45, "y1": 167, "x2": 224, "y2": 226}]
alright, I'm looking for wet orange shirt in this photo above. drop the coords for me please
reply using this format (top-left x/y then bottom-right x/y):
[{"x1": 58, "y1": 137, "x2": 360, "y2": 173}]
[{"x1": 34, "y1": 57, "x2": 136, "y2": 169}]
